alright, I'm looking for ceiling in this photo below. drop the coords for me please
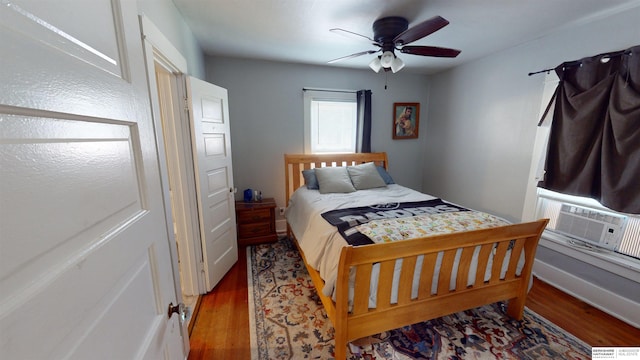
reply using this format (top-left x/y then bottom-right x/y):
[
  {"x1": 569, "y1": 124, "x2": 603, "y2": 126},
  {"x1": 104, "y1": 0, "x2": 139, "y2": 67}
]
[{"x1": 172, "y1": 0, "x2": 640, "y2": 74}]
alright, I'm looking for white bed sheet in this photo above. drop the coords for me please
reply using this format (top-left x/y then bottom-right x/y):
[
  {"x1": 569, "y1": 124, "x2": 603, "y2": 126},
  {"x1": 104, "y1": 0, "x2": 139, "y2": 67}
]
[
  {"x1": 285, "y1": 184, "x2": 524, "y2": 307},
  {"x1": 285, "y1": 185, "x2": 433, "y2": 295}
]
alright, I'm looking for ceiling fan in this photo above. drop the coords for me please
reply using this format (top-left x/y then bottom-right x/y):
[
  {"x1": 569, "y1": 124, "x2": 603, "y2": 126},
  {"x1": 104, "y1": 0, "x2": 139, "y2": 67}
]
[{"x1": 328, "y1": 16, "x2": 461, "y2": 73}]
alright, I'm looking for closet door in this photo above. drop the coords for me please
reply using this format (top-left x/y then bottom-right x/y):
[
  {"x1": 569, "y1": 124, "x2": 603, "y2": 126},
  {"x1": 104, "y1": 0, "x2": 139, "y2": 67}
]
[{"x1": 0, "y1": 1, "x2": 184, "y2": 358}]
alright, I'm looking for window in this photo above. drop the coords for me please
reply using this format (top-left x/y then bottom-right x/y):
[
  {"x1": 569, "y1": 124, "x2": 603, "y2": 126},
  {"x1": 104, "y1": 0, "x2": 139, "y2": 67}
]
[
  {"x1": 303, "y1": 90, "x2": 357, "y2": 154},
  {"x1": 533, "y1": 73, "x2": 640, "y2": 261}
]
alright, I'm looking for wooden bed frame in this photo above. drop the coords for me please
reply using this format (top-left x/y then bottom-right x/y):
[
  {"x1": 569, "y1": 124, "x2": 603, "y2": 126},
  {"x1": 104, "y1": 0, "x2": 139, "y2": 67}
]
[{"x1": 284, "y1": 153, "x2": 548, "y2": 359}]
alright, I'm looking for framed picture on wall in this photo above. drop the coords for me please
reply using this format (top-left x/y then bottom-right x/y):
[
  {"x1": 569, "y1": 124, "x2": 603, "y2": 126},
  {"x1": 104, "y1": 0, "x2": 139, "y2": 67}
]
[{"x1": 393, "y1": 102, "x2": 420, "y2": 139}]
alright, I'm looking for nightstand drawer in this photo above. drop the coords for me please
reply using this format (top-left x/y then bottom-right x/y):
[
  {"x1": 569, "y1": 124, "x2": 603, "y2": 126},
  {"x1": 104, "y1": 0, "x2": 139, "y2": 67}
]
[
  {"x1": 237, "y1": 208, "x2": 271, "y2": 223},
  {"x1": 238, "y1": 222, "x2": 271, "y2": 238},
  {"x1": 235, "y1": 198, "x2": 277, "y2": 246}
]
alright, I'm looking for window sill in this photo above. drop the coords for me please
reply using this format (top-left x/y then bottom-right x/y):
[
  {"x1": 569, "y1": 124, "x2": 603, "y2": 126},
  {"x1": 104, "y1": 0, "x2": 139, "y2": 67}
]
[{"x1": 539, "y1": 230, "x2": 640, "y2": 283}]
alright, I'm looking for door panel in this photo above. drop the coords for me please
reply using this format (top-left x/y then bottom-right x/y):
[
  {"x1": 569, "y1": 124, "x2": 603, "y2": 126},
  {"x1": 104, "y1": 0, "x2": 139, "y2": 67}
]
[
  {"x1": 1, "y1": 0, "x2": 123, "y2": 77},
  {"x1": 186, "y1": 77, "x2": 238, "y2": 291},
  {"x1": 0, "y1": 0, "x2": 183, "y2": 358},
  {"x1": 1, "y1": 117, "x2": 141, "y2": 280}
]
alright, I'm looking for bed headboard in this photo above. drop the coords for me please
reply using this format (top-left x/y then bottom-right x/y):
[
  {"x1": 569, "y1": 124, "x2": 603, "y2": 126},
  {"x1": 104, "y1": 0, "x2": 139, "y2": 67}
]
[{"x1": 284, "y1": 152, "x2": 389, "y2": 205}]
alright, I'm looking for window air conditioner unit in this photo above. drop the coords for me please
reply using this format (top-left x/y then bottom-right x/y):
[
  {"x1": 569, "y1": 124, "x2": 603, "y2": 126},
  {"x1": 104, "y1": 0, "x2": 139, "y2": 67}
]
[{"x1": 555, "y1": 204, "x2": 627, "y2": 250}]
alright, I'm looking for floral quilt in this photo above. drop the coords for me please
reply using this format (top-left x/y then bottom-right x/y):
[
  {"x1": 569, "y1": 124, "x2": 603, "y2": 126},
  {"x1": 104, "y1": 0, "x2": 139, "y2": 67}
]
[{"x1": 355, "y1": 211, "x2": 509, "y2": 244}]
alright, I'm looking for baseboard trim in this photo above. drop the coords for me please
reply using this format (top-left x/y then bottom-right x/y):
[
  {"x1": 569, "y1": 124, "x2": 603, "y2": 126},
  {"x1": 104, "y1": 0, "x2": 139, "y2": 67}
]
[
  {"x1": 187, "y1": 295, "x2": 202, "y2": 337},
  {"x1": 533, "y1": 259, "x2": 640, "y2": 328},
  {"x1": 276, "y1": 219, "x2": 287, "y2": 235}
]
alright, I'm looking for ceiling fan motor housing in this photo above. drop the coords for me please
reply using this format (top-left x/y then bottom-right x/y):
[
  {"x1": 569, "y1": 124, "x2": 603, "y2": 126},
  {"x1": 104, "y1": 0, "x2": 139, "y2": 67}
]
[{"x1": 373, "y1": 16, "x2": 408, "y2": 53}]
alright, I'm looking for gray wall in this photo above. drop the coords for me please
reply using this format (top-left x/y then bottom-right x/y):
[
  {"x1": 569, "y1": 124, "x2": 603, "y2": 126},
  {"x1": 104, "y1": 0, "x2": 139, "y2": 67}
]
[
  {"x1": 423, "y1": 6, "x2": 640, "y2": 223},
  {"x1": 205, "y1": 58, "x2": 431, "y2": 210},
  {"x1": 423, "y1": 7, "x2": 640, "y2": 302},
  {"x1": 137, "y1": 0, "x2": 205, "y2": 77}
]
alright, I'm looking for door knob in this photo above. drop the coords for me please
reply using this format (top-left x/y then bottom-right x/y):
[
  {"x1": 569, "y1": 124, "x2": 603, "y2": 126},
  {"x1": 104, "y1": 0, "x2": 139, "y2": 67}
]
[{"x1": 167, "y1": 302, "x2": 188, "y2": 322}]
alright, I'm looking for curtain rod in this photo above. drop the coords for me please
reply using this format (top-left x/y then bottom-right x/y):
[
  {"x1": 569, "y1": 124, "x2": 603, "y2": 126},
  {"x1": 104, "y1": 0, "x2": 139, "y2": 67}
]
[
  {"x1": 528, "y1": 68, "x2": 556, "y2": 76},
  {"x1": 302, "y1": 87, "x2": 358, "y2": 93},
  {"x1": 528, "y1": 49, "x2": 632, "y2": 76}
]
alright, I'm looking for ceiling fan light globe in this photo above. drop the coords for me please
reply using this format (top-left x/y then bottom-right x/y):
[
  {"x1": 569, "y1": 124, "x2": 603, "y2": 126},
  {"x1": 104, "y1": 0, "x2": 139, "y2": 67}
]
[
  {"x1": 391, "y1": 56, "x2": 405, "y2": 73},
  {"x1": 380, "y1": 51, "x2": 395, "y2": 68},
  {"x1": 369, "y1": 57, "x2": 382, "y2": 73}
]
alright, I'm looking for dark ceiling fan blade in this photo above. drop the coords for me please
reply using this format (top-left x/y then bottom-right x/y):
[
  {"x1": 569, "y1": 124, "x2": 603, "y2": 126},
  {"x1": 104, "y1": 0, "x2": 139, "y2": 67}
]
[
  {"x1": 400, "y1": 45, "x2": 461, "y2": 58},
  {"x1": 393, "y1": 16, "x2": 450, "y2": 46},
  {"x1": 330, "y1": 28, "x2": 381, "y2": 46},
  {"x1": 328, "y1": 50, "x2": 379, "y2": 63}
]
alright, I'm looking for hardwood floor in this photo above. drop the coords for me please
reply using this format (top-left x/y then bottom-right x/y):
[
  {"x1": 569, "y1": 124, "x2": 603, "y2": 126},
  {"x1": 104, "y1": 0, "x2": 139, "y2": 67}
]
[
  {"x1": 188, "y1": 245, "x2": 251, "y2": 360},
  {"x1": 187, "y1": 245, "x2": 640, "y2": 359},
  {"x1": 526, "y1": 279, "x2": 640, "y2": 347}
]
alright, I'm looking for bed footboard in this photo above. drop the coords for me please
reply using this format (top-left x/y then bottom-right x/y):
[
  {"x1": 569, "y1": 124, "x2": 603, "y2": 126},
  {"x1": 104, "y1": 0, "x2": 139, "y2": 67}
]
[{"x1": 331, "y1": 219, "x2": 548, "y2": 360}]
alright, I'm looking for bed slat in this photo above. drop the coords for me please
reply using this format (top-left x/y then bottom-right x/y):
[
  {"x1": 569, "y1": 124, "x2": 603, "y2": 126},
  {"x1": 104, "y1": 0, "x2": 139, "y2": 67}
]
[
  {"x1": 490, "y1": 241, "x2": 511, "y2": 285},
  {"x1": 456, "y1": 246, "x2": 476, "y2": 290},
  {"x1": 438, "y1": 250, "x2": 458, "y2": 294},
  {"x1": 398, "y1": 256, "x2": 418, "y2": 305},
  {"x1": 475, "y1": 243, "x2": 494, "y2": 285},
  {"x1": 376, "y1": 260, "x2": 396, "y2": 310},
  {"x1": 353, "y1": 263, "x2": 373, "y2": 315},
  {"x1": 418, "y1": 252, "x2": 438, "y2": 299},
  {"x1": 505, "y1": 239, "x2": 526, "y2": 280}
]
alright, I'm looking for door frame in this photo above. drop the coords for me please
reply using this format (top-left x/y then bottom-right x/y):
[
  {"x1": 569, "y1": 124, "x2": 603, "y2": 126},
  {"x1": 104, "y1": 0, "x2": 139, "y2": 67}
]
[
  {"x1": 153, "y1": 62, "x2": 204, "y2": 296},
  {"x1": 139, "y1": 16, "x2": 207, "y2": 353},
  {"x1": 140, "y1": 16, "x2": 205, "y2": 293}
]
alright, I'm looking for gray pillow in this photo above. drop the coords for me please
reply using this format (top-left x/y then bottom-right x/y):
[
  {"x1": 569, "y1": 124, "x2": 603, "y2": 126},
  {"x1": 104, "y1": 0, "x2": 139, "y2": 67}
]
[
  {"x1": 315, "y1": 167, "x2": 356, "y2": 194},
  {"x1": 376, "y1": 166, "x2": 395, "y2": 184},
  {"x1": 302, "y1": 169, "x2": 319, "y2": 190},
  {"x1": 347, "y1": 162, "x2": 387, "y2": 190}
]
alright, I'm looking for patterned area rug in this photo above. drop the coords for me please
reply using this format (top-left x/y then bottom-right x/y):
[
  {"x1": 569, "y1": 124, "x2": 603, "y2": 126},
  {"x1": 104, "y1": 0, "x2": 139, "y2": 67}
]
[{"x1": 247, "y1": 238, "x2": 591, "y2": 359}]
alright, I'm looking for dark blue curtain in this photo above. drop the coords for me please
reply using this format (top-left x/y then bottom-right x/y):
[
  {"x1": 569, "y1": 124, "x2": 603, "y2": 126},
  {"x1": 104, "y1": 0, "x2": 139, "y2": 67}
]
[{"x1": 356, "y1": 90, "x2": 372, "y2": 153}]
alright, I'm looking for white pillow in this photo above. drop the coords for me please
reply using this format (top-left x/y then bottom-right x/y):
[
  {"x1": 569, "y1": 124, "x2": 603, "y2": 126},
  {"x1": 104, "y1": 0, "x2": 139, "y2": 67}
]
[
  {"x1": 315, "y1": 167, "x2": 356, "y2": 194},
  {"x1": 347, "y1": 162, "x2": 387, "y2": 190}
]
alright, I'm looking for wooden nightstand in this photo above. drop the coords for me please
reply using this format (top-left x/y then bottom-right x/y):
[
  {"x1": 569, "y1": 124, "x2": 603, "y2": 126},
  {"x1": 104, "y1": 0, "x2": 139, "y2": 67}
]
[{"x1": 235, "y1": 198, "x2": 278, "y2": 246}]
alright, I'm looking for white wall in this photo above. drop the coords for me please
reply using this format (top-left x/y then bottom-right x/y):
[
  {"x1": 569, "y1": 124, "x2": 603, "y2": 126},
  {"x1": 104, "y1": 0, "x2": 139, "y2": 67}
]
[
  {"x1": 205, "y1": 57, "x2": 430, "y2": 211},
  {"x1": 137, "y1": 0, "x2": 205, "y2": 77}
]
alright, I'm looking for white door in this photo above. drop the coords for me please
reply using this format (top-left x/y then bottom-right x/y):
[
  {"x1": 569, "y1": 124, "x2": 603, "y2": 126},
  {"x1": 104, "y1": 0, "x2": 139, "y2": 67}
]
[
  {"x1": 0, "y1": 1, "x2": 184, "y2": 359},
  {"x1": 186, "y1": 77, "x2": 238, "y2": 291}
]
